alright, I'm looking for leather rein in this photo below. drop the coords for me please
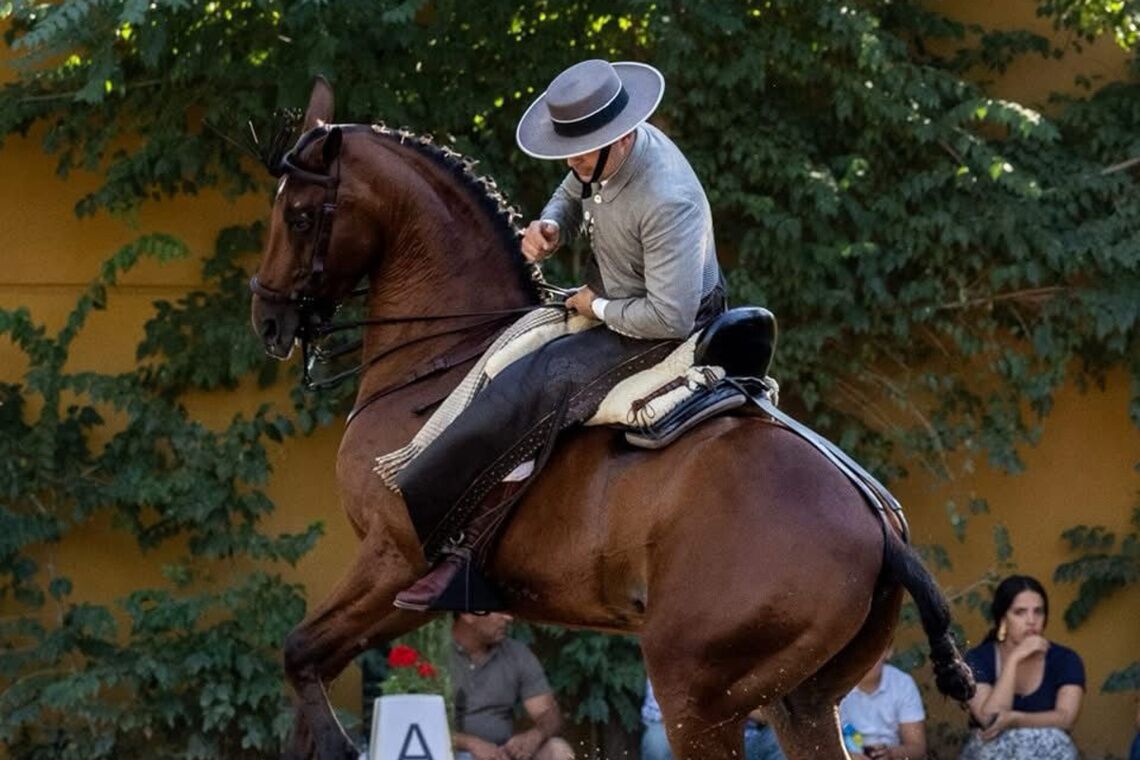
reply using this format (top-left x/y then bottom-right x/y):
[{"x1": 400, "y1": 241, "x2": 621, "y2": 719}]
[{"x1": 250, "y1": 123, "x2": 566, "y2": 424}]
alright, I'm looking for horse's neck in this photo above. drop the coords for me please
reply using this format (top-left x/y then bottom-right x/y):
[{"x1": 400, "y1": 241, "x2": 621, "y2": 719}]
[{"x1": 351, "y1": 141, "x2": 535, "y2": 447}]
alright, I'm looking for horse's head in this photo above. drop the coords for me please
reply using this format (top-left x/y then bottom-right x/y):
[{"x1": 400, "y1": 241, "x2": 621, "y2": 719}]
[{"x1": 251, "y1": 78, "x2": 378, "y2": 359}]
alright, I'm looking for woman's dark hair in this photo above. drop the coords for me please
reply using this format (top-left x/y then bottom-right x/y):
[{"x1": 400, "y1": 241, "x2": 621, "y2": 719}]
[{"x1": 985, "y1": 574, "x2": 1049, "y2": 642}]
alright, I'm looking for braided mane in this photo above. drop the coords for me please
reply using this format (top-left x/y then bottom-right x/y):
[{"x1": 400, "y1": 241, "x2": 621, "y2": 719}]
[{"x1": 368, "y1": 124, "x2": 550, "y2": 305}]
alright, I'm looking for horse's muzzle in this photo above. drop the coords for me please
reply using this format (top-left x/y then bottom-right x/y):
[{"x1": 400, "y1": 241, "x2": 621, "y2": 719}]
[{"x1": 251, "y1": 295, "x2": 300, "y2": 360}]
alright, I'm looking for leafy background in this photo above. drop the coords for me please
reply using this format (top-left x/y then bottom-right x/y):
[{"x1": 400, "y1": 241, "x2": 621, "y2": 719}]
[{"x1": 1, "y1": 0, "x2": 1137, "y2": 757}]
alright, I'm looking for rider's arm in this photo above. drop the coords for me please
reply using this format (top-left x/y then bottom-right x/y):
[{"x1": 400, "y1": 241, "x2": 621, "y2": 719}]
[
  {"x1": 538, "y1": 174, "x2": 584, "y2": 245},
  {"x1": 601, "y1": 197, "x2": 706, "y2": 339}
]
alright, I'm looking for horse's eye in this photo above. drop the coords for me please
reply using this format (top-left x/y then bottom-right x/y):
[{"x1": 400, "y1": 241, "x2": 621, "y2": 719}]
[{"x1": 289, "y1": 213, "x2": 313, "y2": 233}]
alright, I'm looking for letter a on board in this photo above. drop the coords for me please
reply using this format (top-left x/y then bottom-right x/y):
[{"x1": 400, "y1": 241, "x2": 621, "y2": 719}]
[{"x1": 397, "y1": 723, "x2": 435, "y2": 760}]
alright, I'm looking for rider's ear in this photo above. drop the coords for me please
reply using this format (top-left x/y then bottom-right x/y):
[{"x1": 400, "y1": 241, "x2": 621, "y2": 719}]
[{"x1": 323, "y1": 127, "x2": 343, "y2": 166}]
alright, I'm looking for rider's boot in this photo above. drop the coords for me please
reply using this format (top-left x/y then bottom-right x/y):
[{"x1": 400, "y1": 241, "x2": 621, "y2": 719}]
[{"x1": 393, "y1": 479, "x2": 523, "y2": 612}]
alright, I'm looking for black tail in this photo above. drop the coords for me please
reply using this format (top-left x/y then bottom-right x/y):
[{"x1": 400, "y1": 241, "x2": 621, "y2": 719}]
[{"x1": 882, "y1": 532, "x2": 976, "y2": 702}]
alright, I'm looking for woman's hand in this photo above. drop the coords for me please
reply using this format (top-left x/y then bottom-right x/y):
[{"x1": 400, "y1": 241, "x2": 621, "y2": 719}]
[
  {"x1": 1010, "y1": 634, "x2": 1049, "y2": 662},
  {"x1": 981, "y1": 710, "x2": 1020, "y2": 741}
]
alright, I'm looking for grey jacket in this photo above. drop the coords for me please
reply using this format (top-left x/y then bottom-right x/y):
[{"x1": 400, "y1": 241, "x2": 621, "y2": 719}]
[{"x1": 540, "y1": 123, "x2": 720, "y2": 340}]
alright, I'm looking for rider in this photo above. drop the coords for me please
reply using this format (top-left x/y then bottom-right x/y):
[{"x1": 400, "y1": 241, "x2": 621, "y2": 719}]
[{"x1": 394, "y1": 59, "x2": 725, "y2": 612}]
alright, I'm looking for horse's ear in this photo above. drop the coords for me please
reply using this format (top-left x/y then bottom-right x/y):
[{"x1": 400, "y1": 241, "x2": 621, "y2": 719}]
[
  {"x1": 323, "y1": 127, "x2": 343, "y2": 165},
  {"x1": 302, "y1": 75, "x2": 335, "y2": 132}
]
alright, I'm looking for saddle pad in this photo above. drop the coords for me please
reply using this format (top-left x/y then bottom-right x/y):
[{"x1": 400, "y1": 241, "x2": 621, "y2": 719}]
[
  {"x1": 585, "y1": 334, "x2": 724, "y2": 428},
  {"x1": 373, "y1": 308, "x2": 719, "y2": 491}
]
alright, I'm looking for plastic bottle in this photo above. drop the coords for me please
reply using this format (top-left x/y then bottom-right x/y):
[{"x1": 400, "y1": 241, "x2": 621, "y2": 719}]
[{"x1": 842, "y1": 722, "x2": 864, "y2": 754}]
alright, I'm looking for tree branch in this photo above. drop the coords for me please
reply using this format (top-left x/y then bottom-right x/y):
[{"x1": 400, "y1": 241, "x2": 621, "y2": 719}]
[
  {"x1": 936, "y1": 286, "x2": 1068, "y2": 311},
  {"x1": 1102, "y1": 156, "x2": 1140, "y2": 176}
]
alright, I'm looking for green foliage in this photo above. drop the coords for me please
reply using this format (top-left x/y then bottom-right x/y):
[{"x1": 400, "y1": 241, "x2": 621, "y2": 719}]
[
  {"x1": 0, "y1": 228, "x2": 320, "y2": 758},
  {"x1": 1053, "y1": 506, "x2": 1139, "y2": 697},
  {"x1": 1103, "y1": 661, "x2": 1140, "y2": 692},
  {"x1": 2, "y1": 0, "x2": 1139, "y2": 752},
  {"x1": 530, "y1": 626, "x2": 645, "y2": 733},
  {"x1": 1054, "y1": 506, "x2": 1139, "y2": 623}
]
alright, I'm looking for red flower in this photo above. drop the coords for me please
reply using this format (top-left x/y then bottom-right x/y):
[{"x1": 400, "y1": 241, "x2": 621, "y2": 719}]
[
  {"x1": 388, "y1": 644, "x2": 419, "y2": 668},
  {"x1": 417, "y1": 662, "x2": 437, "y2": 678}
]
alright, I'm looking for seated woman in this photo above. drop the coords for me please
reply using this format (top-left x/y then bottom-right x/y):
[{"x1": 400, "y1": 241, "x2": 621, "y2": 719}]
[{"x1": 959, "y1": 575, "x2": 1085, "y2": 760}]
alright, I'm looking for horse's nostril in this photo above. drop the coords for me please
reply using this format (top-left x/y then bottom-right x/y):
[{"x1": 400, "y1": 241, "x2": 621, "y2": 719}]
[{"x1": 261, "y1": 318, "x2": 278, "y2": 342}]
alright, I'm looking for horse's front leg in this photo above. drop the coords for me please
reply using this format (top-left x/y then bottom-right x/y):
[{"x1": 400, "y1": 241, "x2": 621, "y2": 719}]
[{"x1": 281, "y1": 527, "x2": 426, "y2": 760}]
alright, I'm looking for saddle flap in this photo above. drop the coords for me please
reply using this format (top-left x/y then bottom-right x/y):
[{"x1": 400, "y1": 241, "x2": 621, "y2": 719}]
[{"x1": 694, "y1": 307, "x2": 777, "y2": 379}]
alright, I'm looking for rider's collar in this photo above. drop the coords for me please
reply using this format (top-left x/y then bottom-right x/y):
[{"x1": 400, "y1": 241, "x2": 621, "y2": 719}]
[{"x1": 593, "y1": 125, "x2": 646, "y2": 204}]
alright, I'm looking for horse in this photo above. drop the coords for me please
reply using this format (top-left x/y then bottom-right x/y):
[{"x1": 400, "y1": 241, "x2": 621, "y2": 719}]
[{"x1": 250, "y1": 78, "x2": 973, "y2": 760}]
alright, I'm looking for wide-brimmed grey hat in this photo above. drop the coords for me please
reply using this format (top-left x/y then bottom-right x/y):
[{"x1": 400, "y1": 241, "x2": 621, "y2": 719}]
[{"x1": 516, "y1": 60, "x2": 665, "y2": 160}]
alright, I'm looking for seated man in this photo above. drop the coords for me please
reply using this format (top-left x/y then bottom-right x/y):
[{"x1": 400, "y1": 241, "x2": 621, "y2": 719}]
[
  {"x1": 450, "y1": 612, "x2": 575, "y2": 760},
  {"x1": 839, "y1": 646, "x2": 927, "y2": 760}
]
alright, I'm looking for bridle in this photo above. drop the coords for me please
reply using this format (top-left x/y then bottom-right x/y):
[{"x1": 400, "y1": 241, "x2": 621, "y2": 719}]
[
  {"x1": 250, "y1": 123, "x2": 569, "y2": 421},
  {"x1": 248, "y1": 123, "x2": 348, "y2": 319}
]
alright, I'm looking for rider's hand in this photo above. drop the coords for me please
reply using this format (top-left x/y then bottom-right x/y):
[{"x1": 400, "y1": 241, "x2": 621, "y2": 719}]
[
  {"x1": 564, "y1": 285, "x2": 596, "y2": 316},
  {"x1": 521, "y1": 220, "x2": 560, "y2": 262}
]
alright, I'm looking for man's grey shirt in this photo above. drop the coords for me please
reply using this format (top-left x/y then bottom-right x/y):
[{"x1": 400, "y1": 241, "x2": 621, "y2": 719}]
[
  {"x1": 541, "y1": 122, "x2": 720, "y2": 340},
  {"x1": 450, "y1": 638, "x2": 551, "y2": 746}
]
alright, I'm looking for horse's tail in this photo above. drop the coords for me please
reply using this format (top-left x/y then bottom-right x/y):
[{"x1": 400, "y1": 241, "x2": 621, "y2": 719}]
[{"x1": 881, "y1": 530, "x2": 976, "y2": 703}]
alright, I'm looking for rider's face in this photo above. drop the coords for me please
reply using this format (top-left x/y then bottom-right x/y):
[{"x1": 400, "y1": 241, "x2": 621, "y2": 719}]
[
  {"x1": 566, "y1": 131, "x2": 635, "y2": 181},
  {"x1": 567, "y1": 148, "x2": 606, "y2": 179}
]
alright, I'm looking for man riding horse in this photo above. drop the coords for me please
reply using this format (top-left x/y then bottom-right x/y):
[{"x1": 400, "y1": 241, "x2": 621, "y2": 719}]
[{"x1": 394, "y1": 59, "x2": 726, "y2": 612}]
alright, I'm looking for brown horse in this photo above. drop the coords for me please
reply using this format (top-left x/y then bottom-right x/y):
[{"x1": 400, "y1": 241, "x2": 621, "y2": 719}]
[{"x1": 251, "y1": 79, "x2": 972, "y2": 760}]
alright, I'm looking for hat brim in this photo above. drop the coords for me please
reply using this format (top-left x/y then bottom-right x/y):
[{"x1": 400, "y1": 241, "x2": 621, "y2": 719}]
[{"x1": 516, "y1": 62, "x2": 665, "y2": 160}]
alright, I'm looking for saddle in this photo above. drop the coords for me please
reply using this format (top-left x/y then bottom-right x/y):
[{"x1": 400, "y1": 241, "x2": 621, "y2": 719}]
[{"x1": 598, "y1": 307, "x2": 778, "y2": 449}]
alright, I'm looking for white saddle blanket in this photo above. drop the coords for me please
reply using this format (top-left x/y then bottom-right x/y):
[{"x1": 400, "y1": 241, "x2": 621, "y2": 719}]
[{"x1": 373, "y1": 307, "x2": 723, "y2": 491}]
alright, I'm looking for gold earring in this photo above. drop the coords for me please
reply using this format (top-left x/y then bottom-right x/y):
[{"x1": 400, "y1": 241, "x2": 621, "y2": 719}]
[{"x1": 997, "y1": 621, "x2": 1007, "y2": 642}]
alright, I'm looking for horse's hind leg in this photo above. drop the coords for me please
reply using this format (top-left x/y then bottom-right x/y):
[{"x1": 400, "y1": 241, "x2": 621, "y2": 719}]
[
  {"x1": 282, "y1": 527, "x2": 424, "y2": 760},
  {"x1": 766, "y1": 578, "x2": 903, "y2": 760},
  {"x1": 644, "y1": 653, "x2": 748, "y2": 759},
  {"x1": 764, "y1": 694, "x2": 848, "y2": 760},
  {"x1": 658, "y1": 699, "x2": 747, "y2": 760}
]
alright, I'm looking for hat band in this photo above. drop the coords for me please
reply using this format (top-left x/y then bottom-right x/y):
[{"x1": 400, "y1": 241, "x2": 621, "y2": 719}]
[{"x1": 551, "y1": 87, "x2": 630, "y2": 138}]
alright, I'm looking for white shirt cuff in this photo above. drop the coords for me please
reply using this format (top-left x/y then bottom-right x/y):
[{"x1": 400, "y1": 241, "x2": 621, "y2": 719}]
[{"x1": 591, "y1": 297, "x2": 610, "y2": 322}]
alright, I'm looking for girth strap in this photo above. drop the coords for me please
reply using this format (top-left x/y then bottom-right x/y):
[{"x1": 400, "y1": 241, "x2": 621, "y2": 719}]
[{"x1": 729, "y1": 379, "x2": 910, "y2": 542}]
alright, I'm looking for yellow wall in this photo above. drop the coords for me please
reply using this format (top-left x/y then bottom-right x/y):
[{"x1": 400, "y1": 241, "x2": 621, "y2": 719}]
[
  {"x1": 933, "y1": 0, "x2": 1131, "y2": 108},
  {"x1": 894, "y1": 374, "x2": 1139, "y2": 756},
  {"x1": 2, "y1": 1, "x2": 1137, "y2": 756},
  {"x1": 0, "y1": 126, "x2": 366, "y2": 714}
]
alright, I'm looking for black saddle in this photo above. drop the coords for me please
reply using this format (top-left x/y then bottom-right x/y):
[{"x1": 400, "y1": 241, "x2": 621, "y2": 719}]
[
  {"x1": 625, "y1": 307, "x2": 778, "y2": 449},
  {"x1": 694, "y1": 306, "x2": 777, "y2": 379}
]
